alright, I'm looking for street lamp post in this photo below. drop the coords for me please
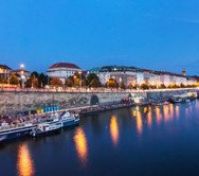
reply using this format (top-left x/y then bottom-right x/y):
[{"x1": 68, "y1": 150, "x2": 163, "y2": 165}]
[{"x1": 20, "y1": 64, "x2": 25, "y2": 89}]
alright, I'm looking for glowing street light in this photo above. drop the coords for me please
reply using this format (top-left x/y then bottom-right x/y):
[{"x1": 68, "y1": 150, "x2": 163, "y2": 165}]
[
  {"x1": 19, "y1": 64, "x2": 26, "y2": 88},
  {"x1": 20, "y1": 64, "x2": 25, "y2": 69}
]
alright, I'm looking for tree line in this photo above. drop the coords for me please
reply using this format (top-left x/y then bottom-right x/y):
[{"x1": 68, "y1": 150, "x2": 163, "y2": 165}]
[{"x1": 0, "y1": 71, "x2": 197, "y2": 89}]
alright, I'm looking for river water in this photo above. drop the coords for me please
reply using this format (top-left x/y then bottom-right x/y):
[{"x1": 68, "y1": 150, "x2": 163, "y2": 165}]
[{"x1": 1, "y1": 100, "x2": 199, "y2": 176}]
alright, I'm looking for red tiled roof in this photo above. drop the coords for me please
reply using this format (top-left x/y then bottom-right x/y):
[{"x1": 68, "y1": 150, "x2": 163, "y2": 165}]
[{"x1": 49, "y1": 62, "x2": 80, "y2": 69}]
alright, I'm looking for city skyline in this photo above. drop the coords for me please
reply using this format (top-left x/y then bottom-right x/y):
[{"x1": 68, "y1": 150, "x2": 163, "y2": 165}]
[
  {"x1": 1, "y1": 1, "x2": 199, "y2": 176},
  {"x1": 1, "y1": 0, "x2": 199, "y2": 74},
  {"x1": 0, "y1": 61, "x2": 197, "y2": 77}
]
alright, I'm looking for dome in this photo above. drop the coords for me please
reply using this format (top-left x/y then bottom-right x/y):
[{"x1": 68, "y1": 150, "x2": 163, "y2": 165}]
[{"x1": 49, "y1": 62, "x2": 80, "y2": 69}]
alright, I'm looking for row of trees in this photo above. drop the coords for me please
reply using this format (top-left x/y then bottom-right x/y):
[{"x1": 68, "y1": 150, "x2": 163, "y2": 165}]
[
  {"x1": 0, "y1": 74, "x2": 20, "y2": 85},
  {"x1": 0, "y1": 71, "x2": 197, "y2": 89},
  {"x1": 49, "y1": 75, "x2": 197, "y2": 89},
  {"x1": 0, "y1": 72, "x2": 101, "y2": 88},
  {"x1": 0, "y1": 72, "x2": 49, "y2": 88},
  {"x1": 49, "y1": 72, "x2": 101, "y2": 88},
  {"x1": 25, "y1": 72, "x2": 49, "y2": 88}
]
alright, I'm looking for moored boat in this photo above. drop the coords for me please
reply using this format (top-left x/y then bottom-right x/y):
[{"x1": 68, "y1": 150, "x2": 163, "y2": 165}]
[
  {"x1": 169, "y1": 98, "x2": 183, "y2": 104},
  {"x1": 31, "y1": 119, "x2": 62, "y2": 137},
  {"x1": 0, "y1": 122, "x2": 35, "y2": 142},
  {"x1": 60, "y1": 111, "x2": 80, "y2": 128}
]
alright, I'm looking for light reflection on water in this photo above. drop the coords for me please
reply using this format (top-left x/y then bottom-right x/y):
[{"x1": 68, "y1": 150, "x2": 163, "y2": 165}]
[
  {"x1": 175, "y1": 105, "x2": 179, "y2": 118},
  {"x1": 2, "y1": 101, "x2": 199, "y2": 176},
  {"x1": 73, "y1": 127, "x2": 88, "y2": 164},
  {"x1": 155, "y1": 107, "x2": 162, "y2": 125},
  {"x1": 110, "y1": 115, "x2": 119, "y2": 146},
  {"x1": 135, "y1": 108, "x2": 143, "y2": 135},
  {"x1": 146, "y1": 107, "x2": 152, "y2": 128},
  {"x1": 169, "y1": 104, "x2": 174, "y2": 115},
  {"x1": 17, "y1": 144, "x2": 35, "y2": 176},
  {"x1": 130, "y1": 103, "x2": 180, "y2": 130},
  {"x1": 131, "y1": 107, "x2": 143, "y2": 134},
  {"x1": 163, "y1": 105, "x2": 170, "y2": 122},
  {"x1": 162, "y1": 104, "x2": 175, "y2": 122}
]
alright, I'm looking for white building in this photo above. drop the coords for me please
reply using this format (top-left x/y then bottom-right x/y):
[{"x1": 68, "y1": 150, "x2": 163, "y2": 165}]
[
  {"x1": 187, "y1": 77, "x2": 197, "y2": 86},
  {"x1": 47, "y1": 62, "x2": 81, "y2": 83},
  {"x1": 90, "y1": 66, "x2": 138, "y2": 87},
  {"x1": 90, "y1": 65, "x2": 198, "y2": 88},
  {"x1": 136, "y1": 71, "x2": 145, "y2": 85}
]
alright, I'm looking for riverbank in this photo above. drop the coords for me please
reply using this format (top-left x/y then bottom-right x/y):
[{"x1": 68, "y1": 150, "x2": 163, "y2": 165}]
[
  {"x1": 0, "y1": 92, "x2": 197, "y2": 144},
  {"x1": 0, "y1": 87, "x2": 198, "y2": 115},
  {"x1": 1, "y1": 99, "x2": 199, "y2": 176}
]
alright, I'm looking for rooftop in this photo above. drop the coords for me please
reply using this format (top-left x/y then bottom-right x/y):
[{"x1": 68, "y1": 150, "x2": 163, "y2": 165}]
[
  {"x1": 0, "y1": 64, "x2": 12, "y2": 70},
  {"x1": 49, "y1": 62, "x2": 80, "y2": 70},
  {"x1": 90, "y1": 65, "x2": 188, "y2": 78}
]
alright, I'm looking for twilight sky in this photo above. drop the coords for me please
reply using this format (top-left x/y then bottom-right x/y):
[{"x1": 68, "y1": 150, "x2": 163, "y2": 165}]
[{"x1": 0, "y1": 0, "x2": 199, "y2": 75}]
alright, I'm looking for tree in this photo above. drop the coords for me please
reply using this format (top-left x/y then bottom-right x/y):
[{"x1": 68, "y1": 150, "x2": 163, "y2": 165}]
[
  {"x1": 65, "y1": 76, "x2": 74, "y2": 87},
  {"x1": 127, "y1": 83, "x2": 137, "y2": 89},
  {"x1": 50, "y1": 77, "x2": 63, "y2": 87},
  {"x1": 180, "y1": 83, "x2": 185, "y2": 88},
  {"x1": 149, "y1": 85, "x2": 156, "y2": 89},
  {"x1": 106, "y1": 78, "x2": 119, "y2": 88},
  {"x1": 120, "y1": 81, "x2": 126, "y2": 89},
  {"x1": 25, "y1": 71, "x2": 39, "y2": 88},
  {"x1": 25, "y1": 71, "x2": 49, "y2": 88},
  {"x1": 31, "y1": 71, "x2": 39, "y2": 78},
  {"x1": 90, "y1": 78, "x2": 101, "y2": 88},
  {"x1": 38, "y1": 73, "x2": 49, "y2": 88},
  {"x1": 160, "y1": 84, "x2": 166, "y2": 89},
  {"x1": 140, "y1": 83, "x2": 149, "y2": 90},
  {"x1": 73, "y1": 72, "x2": 87, "y2": 87},
  {"x1": 87, "y1": 73, "x2": 101, "y2": 87},
  {"x1": 9, "y1": 74, "x2": 19, "y2": 85},
  {"x1": 168, "y1": 84, "x2": 180, "y2": 89},
  {"x1": 0, "y1": 77, "x2": 7, "y2": 84},
  {"x1": 26, "y1": 76, "x2": 38, "y2": 88}
]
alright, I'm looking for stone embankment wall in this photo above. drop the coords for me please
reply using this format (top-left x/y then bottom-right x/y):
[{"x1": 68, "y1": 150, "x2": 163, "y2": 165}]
[
  {"x1": 0, "y1": 88, "x2": 198, "y2": 114},
  {"x1": 0, "y1": 91, "x2": 130, "y2": 114},
  {"x1": 146, "y1": 89, "x2": 198, "y2": 101}
]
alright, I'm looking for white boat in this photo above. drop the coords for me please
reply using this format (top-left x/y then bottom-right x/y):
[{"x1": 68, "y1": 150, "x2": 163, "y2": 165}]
[
  {"x1": 31, "y1": 119, "x2": 62, "y2": 137},
  {"x1": 0, "y1": 122, "x2": 35, "y2": 142},
  {"x1": 60, "y1": 111, "x2": 80, "y2": 128}
]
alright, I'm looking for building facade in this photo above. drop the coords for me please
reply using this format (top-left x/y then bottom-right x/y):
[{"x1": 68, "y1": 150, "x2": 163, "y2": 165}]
[
  {"x1": 90, "y1": 66, "x2": 138, "y2": 87},
  {"x1": 90, "y1": 65, "x2": 197, "y2": 88},
  {"x1": 47, "y1": 62, "x2": 82, "y2": 83},
  {"x1": 0, "y1": 64, "x2": 12, "y2": 81}
]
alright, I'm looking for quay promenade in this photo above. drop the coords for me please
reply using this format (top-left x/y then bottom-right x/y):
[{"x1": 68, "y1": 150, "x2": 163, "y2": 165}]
[
  {"x1": 0, "y1": 87, "x2": 198, "y2": 115},
  {"x1": 0, "y1": 86, "x2": 198, "y2": 93}
]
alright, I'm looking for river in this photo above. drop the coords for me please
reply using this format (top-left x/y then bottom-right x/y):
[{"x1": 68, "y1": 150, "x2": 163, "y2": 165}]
[{"x1": 1, "y1": 100, "x2": 199, "y2": 176}]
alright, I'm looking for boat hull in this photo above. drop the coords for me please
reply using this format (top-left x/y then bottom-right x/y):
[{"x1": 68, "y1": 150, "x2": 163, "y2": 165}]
[
  {"x1": 62, "y1": 119, "x2": 79, "y2": 128},
  {"x1": 0, "y1": 127, "x2": 34, "y2": 142},
  {"x1": 32, "y1": 128, "x2": 61, "y2": 137}
]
